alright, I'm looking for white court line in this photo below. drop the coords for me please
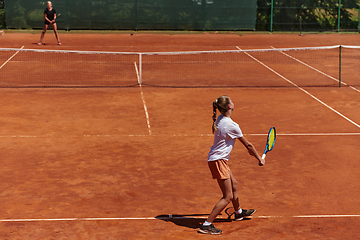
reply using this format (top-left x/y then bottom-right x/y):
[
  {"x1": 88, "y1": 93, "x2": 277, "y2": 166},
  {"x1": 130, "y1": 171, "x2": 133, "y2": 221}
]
[
  {"x1": 270, "y1": 46, "x2": 360, "y2": 93},
  {"x1": 257, "y1": 215, "x2": 360, "y2": 219},
  {"x1": 251, "y1": 132, "x2": 360, "y2": 136},
  {"x1": 0, "y1": 214, "x2": 359, "y2": 222},
  {"x1": 1, "y1": 133, "x2": 360, "y2": 138},
  {"x1": 236, "y1": 46, "x2": 360, "y2": 129},
  {"x1": 134, "y1": 62, "x2": 152, "y2": 135},
  {"x1": 0, "y1": 135, "x2": 38, "y2": 138},
  {"x1": 0, "y1": 45, "x2": 25, "y2": 70}
]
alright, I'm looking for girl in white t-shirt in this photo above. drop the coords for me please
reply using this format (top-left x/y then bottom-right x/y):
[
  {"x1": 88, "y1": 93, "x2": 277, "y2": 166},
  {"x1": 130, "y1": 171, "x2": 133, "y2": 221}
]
[{"x1": 198, "y1": 95, "x2": 265, "y2": 235}]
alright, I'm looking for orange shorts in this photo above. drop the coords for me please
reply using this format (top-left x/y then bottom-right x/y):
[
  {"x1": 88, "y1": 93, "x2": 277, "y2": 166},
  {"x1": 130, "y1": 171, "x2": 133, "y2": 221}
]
[{"x1": 208, "y1": 159, "x2": 231, "y2": 179}]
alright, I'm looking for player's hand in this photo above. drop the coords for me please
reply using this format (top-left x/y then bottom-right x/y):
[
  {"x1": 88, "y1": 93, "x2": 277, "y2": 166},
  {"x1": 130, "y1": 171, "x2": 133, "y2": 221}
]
[{"x1": 258, "y1": 158, "x2": 265, "y2": 166}]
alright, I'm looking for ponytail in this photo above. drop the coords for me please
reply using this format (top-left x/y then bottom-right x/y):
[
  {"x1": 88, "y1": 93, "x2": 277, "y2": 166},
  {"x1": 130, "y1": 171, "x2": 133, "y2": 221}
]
[
  {"x1": 212, "y1": 95, "x2": 230, "y2": 134},
  {"x1": 212, "y1": 100, "x2": 218, "y2": 133}
]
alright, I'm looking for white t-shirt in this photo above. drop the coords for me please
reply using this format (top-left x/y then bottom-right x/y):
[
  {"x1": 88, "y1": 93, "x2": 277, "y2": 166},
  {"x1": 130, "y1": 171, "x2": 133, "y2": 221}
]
[{"x1": 208, "y1": 115, "x2": 243, "y2": 161}]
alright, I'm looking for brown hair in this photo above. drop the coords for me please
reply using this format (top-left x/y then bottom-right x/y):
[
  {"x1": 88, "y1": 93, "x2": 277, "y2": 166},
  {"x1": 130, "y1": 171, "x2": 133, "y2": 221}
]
[{"x1": 212, "y1": 95, "x2": 230, "y2": 133}]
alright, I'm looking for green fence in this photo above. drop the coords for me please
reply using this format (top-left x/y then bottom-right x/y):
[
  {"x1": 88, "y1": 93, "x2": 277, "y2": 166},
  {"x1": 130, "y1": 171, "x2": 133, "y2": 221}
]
[
  {"x1": 0, "y1": 1, "x2": 5, "y2": 28},
  {"x1": 257, "y1": 0, "x2": 360, "y2": 32},
  {"x1": 4, "y1": 0, "x2": 257, "y2": 31},
  {"x1": 4, "y1": 0, "x2": 359, "y2": 32}
]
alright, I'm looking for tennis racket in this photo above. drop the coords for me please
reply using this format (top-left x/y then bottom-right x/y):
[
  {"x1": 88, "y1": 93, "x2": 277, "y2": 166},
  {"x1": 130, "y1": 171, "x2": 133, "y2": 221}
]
[
  {"x1": 55, "y1": 13, "x2": 61, "y2": 22},
  {"x1": 259, "y1": 127, "x2": 276, "y2": 166}
]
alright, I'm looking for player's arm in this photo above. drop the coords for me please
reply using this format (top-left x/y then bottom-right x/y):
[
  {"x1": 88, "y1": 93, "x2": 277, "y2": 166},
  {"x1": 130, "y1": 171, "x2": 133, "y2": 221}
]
[
  {"x1": 238, "y1": 136, "x2": 265, "y2": 165},
  {"x1": 44, "y1": 13, "x2": 51, "y2": 22}
]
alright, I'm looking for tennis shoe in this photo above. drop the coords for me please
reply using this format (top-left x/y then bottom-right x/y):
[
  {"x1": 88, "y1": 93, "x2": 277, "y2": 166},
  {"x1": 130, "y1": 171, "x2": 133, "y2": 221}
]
[
  {"x1": 234, "y1": 209, "x2": 256, "y2": 221},
  {"x1": 37, "y1": 42, "x2": 42, "y2": 46},
  {"x1": 58, "y1": 42, "x2": 61, "y2": 45},
  {"x1": 198, "y1": 224, "x2": 222, "y2": 235}
]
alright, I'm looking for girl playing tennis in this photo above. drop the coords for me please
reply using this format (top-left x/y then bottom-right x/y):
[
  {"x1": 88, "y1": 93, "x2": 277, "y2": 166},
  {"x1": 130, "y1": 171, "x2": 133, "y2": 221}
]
[
  {"x1": 198, "y1": 95, "x2": 265, "y2": 235},
  {"x1": 37, "y1": 1, "x2": 61, "y2": 46}
]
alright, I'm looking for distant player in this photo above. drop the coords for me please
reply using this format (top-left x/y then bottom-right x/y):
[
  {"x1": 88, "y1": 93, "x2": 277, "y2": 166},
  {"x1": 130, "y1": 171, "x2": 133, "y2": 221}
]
[
  {"x1": 198, "y1": 95, "x2": 265, "y2": 235},
  {"x1": 38, "y1": 1, "x2": 61, "y2": 46}
]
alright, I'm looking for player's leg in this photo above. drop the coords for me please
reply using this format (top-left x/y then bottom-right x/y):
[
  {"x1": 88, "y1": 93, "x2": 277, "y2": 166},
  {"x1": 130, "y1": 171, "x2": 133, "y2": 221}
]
[
  {"x1": 229, "y1": 170, "x2": 240, "y2": 211},
  {"x1": 199, "y1": 178, "x2": 233, "y2": 234},
  {"x1": 198, "y1": 178, "x2": 232, "y2": 234},
  {"x1": 226, "y1": 170, "x2": 256, "y2": 221},
  {"x1": 52, "y1": 22, "x2": 61, "y2": 45},
  {"x1": 199, "y1": 160, "x2": 233, "y2": 235},
  {"x1": 38, "y1": 24, "x2": 49, "y2": 45},
  {"x1": 231, "y1": 169, "x2": 256, "y2": 220},
  {"x1": 207, "y1": 178, "x2": 233, "y2": 222}
]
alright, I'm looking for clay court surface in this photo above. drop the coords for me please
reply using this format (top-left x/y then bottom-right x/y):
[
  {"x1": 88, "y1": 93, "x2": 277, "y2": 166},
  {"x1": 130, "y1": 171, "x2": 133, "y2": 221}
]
[{"x1": 0, "y1": 32, "x2": 360, "y2": 239}]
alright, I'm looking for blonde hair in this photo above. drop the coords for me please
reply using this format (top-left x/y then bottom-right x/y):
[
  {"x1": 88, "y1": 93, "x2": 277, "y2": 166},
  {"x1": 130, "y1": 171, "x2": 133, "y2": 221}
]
[{"x1": 212, "y1": 95, "x2": 230, "y2": 133}]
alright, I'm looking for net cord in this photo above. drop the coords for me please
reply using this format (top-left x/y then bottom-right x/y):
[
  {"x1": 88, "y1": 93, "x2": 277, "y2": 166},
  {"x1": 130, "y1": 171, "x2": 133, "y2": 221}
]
[{"x1": 0, "y1": 45, "x2": 349, "y2": 56}]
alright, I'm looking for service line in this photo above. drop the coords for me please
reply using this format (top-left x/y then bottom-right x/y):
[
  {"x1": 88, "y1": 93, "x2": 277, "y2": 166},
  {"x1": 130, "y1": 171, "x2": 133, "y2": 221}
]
[{"x1": 1, "y1": 133, "x2": 360, "y2": 138}]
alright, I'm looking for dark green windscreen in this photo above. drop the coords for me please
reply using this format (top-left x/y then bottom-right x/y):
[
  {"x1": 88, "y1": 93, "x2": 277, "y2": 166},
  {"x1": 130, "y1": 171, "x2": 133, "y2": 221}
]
[{"x1": 5, "y1": 0, "x2": 257, "y2": 30}]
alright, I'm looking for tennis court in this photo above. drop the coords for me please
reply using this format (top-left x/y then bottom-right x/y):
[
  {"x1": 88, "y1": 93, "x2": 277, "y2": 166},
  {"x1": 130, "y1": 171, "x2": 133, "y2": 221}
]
[{"x1": 0, "y1": 32, "x2": 359, "y2": 239}]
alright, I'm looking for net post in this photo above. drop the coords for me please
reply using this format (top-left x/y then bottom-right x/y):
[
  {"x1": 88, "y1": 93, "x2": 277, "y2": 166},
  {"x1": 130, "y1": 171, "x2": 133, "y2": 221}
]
[
  {"x1": 270, "y1": 0, "x2": 274, "y2": 33},
  {"x1": 65, "y1": 0, "x2": 69, "y2": 31},
  {"x1": 135, "y1": 0, "x2": 138, "y2": 31},
  {"x1": 339, "y1": 45, "x2": 342, "y2": 87},
  {"x1": 139, "y1": 53, "x2": 142, "y2": 85},
  {"x1": 358, "y1": 4, "x2": 360, "y2": 33},
  {"x1": 337, "y1": 0, "x2": 341, "y2": 32},
  {"x1": 203, "y1": 0, "x2": 207, "y2": 31}
]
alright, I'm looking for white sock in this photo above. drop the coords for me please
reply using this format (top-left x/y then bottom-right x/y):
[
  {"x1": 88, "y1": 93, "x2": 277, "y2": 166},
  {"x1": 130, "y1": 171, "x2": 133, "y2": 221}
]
[
  {"x1": 235, "y1": 208, "x2": 242, "y2": 214},
  {"x1": 203, "y1": 221, "x2": 212, "y2": 226}
]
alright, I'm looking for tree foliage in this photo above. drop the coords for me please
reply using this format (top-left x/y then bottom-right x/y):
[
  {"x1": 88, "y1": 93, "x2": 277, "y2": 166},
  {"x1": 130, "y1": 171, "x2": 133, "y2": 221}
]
[
  {"x1": 0, "y1": 0, "x2": 5, "y2": 29},
  {"x1": 257, "y1": 0, "x2": 359, "y2": 31}
]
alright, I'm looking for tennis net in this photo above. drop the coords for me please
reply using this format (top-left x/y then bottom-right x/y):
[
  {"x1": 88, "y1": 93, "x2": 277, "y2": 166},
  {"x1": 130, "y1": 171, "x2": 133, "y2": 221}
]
[
  {"x1": 0, "y1": 45, "x2": 359, "y2": 88},
  {"x1": 0, "y1": 48, "x2": 139, "y2": 88}
]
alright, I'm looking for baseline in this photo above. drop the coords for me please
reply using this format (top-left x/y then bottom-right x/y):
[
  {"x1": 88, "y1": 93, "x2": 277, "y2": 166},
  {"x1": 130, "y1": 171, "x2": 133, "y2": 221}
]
[{"x1": 1, "y1": 214, "x2": 359, "y2": 222}]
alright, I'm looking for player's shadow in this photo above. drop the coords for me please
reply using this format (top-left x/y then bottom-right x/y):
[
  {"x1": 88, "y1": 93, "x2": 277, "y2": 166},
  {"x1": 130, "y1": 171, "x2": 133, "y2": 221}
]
[{"x1": 155, "y1": 214, "x2": 231, "y2": 230}]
